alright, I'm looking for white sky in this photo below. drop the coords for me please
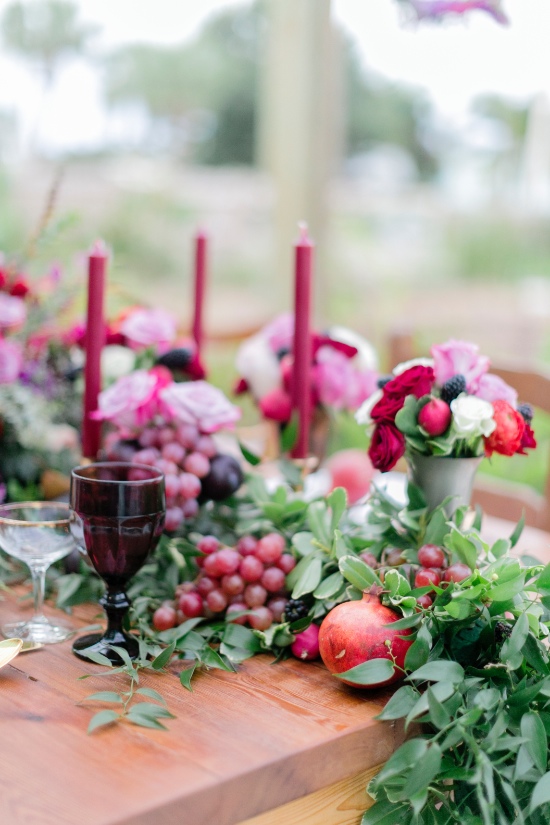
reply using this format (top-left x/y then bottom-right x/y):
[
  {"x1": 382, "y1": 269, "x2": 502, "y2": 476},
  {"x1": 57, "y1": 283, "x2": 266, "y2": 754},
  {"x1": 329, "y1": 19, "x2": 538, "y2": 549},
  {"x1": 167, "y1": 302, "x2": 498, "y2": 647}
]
[{"x1": 1, "y1": 0, "x2": 549, "y2": 153}]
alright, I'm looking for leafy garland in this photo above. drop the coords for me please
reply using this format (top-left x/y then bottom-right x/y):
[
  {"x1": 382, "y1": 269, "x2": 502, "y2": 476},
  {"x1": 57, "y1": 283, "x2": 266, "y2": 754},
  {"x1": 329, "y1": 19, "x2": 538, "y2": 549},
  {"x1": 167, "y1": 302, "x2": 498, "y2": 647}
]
[{"x1": 4, "y1": 469, "x2": 550, "y2": 823}]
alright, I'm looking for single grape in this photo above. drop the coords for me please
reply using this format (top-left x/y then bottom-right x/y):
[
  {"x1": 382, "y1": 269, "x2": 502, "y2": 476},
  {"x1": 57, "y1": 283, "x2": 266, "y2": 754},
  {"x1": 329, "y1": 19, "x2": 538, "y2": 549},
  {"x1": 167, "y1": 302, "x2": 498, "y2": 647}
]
[
  {"x1": 359, "y1": 552, "x2": 378, "y2": 569},
  {"x1": 158, "y1": 426, "x2": 176, "y2": 446},
  {"x1": 197, "y1": 535, "x2": 220, "y2": 555},
  {"x1": 256, "y1": 533, "x2": 285, "y2": 564},
  {"x1": 221, "y1": 573, "x2": 245, "y2": 596},
  {"x1": 260, "y1": 566, "x2": 286, "y2": 593},
  {"x1": 196, "y1": 576, "x2": 217, "y2": 596},
  {"x1": 237, "y1": 535, "x2": 258, "y2": 556},
  {"x1": 138, "y1": 428, "x2": 159, "y2": 448},
  {"x1": 248, "y1": 606, "x2": 274, "y2": 631},
  {"x1": 161, "y1": 442, "x2": 186, "y2": 464},
  {"x1": 206, "y1": 589, "x2": 228, "y2": 613},
  {"x1": 239, "y1": 555, "x2": 264, "y2": 583},
  {"x1": 133, "y1": 448, "x2": 160, "y2": 466},
  {"x1": 226, "y1": 602, "x2": 248, "y2": 625},
  {"x1": 415, "y1": 568, "x2": 441, "y2": 588},
  {"x1": 443, "y1": 563, "x2": 471, "y2": 583},
  {"x1": 179, "y1": 472, "x2": 202, "y2": 500},
  {"x1": 164, "y1": 506, "x2": 184, "y2": 532},
  {"x1": 416, "y1": 594, "x2": 433, "y2": 609},
  {"x1": 418, "y1": 544, "x2": 446, "y2": 569},
  {"x1": 267, "y1": 596, "x2": 288, "y2": 622},
  {"x1": 153, "y1": 604, "x2": 177, "y2": 631},
  {"x1": 184, "y1": 452, "x2": 210, "y2": 478},
  {"x1": 244, "y1": 583, "x2": 268, "y2": 607},
  {"x1": 178, "y1": 591, "x2": 204, "y2": 619},
  {"x1": 176, "y1": 423, "x2": 199, "y2": 449},
  {"x1": 276, "y1": 554, "x2": 296, "y2": 574},
  {"x1": 182, "y1": 498, "x2": 199, "y2": 519},
  {"x1": 215, "y1": 548, "x2": 241, "y2": 575},
  {"x1": 195, "y1": 435, "x2": 217, "y2": 458},
  {"x1": 164, "y1": 473, "x2": 181, "y2": 500}
]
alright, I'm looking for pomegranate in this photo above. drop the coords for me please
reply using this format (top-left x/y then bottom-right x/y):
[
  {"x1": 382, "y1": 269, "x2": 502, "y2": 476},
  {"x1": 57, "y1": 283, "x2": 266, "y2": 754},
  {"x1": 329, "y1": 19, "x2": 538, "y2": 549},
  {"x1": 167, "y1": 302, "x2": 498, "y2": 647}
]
[{"x1": 318, "y1": 589, "x2": 413, "y2": 688}]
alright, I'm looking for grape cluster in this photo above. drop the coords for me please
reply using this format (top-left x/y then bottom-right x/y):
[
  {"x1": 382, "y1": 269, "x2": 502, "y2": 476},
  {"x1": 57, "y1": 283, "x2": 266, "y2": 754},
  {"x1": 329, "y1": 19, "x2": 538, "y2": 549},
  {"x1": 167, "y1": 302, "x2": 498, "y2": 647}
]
[
  {"x1": 105, "y1": 423, "x2": 225, "y2": 533},
  {"x1": 361, "y1": 543, "x2": 471, "y2": 609},
  {"x1": 152, "y1": 532, "x2": 297, "y2": 632}
]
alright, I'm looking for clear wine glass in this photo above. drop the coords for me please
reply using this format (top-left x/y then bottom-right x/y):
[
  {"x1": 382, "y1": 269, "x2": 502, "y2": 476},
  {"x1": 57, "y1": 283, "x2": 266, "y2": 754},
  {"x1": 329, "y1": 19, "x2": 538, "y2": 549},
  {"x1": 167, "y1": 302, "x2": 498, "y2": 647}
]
[
  {"x1": 69, "y1": 462, "x2": 165, "y2": 664},
  {"x1": 0, "y1": 502, "x2": 76, "y2": 644}
]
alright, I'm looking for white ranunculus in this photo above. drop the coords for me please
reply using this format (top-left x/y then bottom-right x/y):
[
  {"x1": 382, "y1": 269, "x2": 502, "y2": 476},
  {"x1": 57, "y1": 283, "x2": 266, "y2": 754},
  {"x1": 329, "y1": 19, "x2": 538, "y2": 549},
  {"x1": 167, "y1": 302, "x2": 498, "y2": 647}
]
[
  {"x1": 393, "y1": 357, "x2": 434, "y2": 375},
  {"x1": 355, "y1": 388, "x2": 383, "y2": 426},
  {"x1": 235, "y1": 333, "x2": 281, "y2": 399},
  {"x1": 101, "y1": 345, "x2": 136, "y2": 383},
  {"x1": 450, "y1": 393, "x2": 496, "y2": 438}
]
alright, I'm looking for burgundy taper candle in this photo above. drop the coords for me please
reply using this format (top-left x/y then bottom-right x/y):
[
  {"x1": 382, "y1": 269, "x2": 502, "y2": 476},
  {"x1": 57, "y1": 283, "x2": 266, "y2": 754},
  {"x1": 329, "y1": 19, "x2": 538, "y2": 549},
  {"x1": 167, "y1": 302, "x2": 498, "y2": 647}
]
[
  {"x1": 192, "y1": 229, "x2": 207, "y2": 357},
  {"x1": 291, "y1": 224, "x2": 314, "y2": 459},
  {"x1": 81, "y1": 240, "x2": 107, "y2": 460}
]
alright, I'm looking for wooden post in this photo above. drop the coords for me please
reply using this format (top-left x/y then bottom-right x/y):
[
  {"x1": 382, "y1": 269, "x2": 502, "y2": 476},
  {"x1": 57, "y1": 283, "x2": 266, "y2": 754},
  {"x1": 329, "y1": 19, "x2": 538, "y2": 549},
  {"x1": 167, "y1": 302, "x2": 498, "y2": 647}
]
[{"x1": 257, "y1": 0, "x2": 341, "y2": 322}]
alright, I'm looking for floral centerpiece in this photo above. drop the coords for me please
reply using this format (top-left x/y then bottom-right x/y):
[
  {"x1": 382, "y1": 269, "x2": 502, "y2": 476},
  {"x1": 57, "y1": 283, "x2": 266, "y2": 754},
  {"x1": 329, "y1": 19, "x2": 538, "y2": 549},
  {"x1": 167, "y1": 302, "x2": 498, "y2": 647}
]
[{"x1": 234, "y1": 312, "x2": 379, "y2": 456}]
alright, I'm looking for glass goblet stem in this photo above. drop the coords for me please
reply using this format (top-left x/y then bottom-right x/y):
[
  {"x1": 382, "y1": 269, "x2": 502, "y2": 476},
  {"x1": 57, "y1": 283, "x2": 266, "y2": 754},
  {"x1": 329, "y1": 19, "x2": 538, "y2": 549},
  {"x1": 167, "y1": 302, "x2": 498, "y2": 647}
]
[{"x1": 30, "y1": 563, "x2": 49, "y2": 625}]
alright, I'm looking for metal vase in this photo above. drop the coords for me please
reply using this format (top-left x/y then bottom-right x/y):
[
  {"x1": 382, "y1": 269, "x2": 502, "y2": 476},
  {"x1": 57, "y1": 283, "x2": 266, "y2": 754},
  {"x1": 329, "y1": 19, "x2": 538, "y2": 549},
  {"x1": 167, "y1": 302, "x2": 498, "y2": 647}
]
[{"x1": 407, "y1": 454, "x2": 482, "y2": 516}]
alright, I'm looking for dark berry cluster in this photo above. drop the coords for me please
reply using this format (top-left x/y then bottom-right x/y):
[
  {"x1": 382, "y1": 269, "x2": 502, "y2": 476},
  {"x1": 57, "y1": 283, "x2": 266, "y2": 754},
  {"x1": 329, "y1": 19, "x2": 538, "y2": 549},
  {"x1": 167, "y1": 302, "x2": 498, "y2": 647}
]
[
  {"x1": 517, "y1": 403, "x2": 534, "y2": 423},
  {"x1": 284, "y1": 598, "x2": 311, "y2": 623},
  {"x1": 440, "y1": 374, "x2": 467, "y2": 405}
]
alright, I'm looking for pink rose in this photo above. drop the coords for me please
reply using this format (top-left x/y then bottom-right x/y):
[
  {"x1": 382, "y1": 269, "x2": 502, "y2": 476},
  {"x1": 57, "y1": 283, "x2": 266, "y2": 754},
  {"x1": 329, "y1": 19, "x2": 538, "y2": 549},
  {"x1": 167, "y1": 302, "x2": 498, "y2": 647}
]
[
  {"x1": 93, "y1": 367, "x2": 170, "y2": 434},
  {"x1": 474, "y1": 373, "x2": 518, "y2": 406},
  {"x1": 263, "y1": 313, "x2": 294, "y2": 354},
  {"x1": 160, "y1": 380, "x2": 241, "y2": 433},
  {"x1": 315, "y1": 346, "x2": 351, "y2": 409},
  {"x1": 120, "y1": 308, "x2": 177, "y2": 351},
  {"x1": 431, "y1": 339, "x2": 489, "y2": 391},
  {"x1": 0, "y1": 293, "x2": 26, "y2": 330},
  {"x1": 0, "y1": 338, "x2": 22, "y2": 383}
]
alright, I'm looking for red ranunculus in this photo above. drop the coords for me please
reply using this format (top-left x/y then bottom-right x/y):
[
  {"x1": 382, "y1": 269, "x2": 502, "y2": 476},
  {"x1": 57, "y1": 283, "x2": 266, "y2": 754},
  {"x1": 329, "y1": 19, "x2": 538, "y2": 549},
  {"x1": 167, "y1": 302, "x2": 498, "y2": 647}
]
[
  {"x1": 518, "y1": 423, "x2": 537, "y2": 455},
  {"x1": 368, "y1": 422, "x2": 406, "y2": 472},
  {"x1": 484, "y1": 400, "x2": 525, "y2": 457},
  {"x1": 384, "y1": 365, "x2": 435, "y2": 400},
  {"x1": 370, "y1": 390, "x2": 407, "y2": 422}
]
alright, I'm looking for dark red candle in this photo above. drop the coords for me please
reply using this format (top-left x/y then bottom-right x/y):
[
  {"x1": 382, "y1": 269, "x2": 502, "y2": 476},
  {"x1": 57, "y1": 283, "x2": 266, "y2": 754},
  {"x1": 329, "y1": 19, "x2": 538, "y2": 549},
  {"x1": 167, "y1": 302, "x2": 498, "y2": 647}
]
[
  {"x1": 82, "y1": 240, "x2": 107, "y2": 460},
  {"x1": 192, "y1": 229, "x2": 208, "y2": 357},
  {"x1": 291, "y1": 224, "x2": 314, "y2": 459}
]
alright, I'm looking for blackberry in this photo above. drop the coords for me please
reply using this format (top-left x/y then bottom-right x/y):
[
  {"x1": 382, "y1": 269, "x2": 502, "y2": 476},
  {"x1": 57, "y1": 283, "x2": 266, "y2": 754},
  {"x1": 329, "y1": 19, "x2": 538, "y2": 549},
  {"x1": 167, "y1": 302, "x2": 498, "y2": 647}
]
[
  {"x1": 440, "y1": 374, "x2": 467, "y2": 405},
  {"x1": 518, "y1": 403, "x2": 534, "y2": 424},
  {"x1": 377, "y1": 375, "x2": 392, "y2": 389},
  {"x1": 494, "y1": 621, "x2": 513, "y2": 644},
  {"x1": 284, "y1": 598, "x2": 310, "y2": 623}
]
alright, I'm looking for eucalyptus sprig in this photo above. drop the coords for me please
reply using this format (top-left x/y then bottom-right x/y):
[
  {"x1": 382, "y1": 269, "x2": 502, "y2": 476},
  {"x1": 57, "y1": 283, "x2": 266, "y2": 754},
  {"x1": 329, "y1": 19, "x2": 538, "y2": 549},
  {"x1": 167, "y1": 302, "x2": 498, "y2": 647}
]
[{"x1": 79, "y1": 640, "x2": 177, "y2": 734}]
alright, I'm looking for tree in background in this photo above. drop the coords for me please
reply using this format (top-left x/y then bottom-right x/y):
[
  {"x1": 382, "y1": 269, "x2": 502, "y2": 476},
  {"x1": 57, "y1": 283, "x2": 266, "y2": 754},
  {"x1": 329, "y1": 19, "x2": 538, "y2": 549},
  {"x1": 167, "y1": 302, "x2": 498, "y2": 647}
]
[{"x1": 1, "y1": 0, "x2": 98, "y2": 88}]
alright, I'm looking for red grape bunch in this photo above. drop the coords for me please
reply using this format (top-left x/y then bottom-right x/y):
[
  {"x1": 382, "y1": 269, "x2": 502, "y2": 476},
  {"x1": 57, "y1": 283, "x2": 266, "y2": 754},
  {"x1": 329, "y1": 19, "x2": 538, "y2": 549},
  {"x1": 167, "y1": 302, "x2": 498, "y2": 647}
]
[
  {"x1": 105, "y1": 423, "x2": 243, "y2": 533},
  {"x1": 152, "y1": 532, "x2": 297, "y2": 632},
  {"x1": 360, "y1": 543, "x2": 472, "y2": 609}
]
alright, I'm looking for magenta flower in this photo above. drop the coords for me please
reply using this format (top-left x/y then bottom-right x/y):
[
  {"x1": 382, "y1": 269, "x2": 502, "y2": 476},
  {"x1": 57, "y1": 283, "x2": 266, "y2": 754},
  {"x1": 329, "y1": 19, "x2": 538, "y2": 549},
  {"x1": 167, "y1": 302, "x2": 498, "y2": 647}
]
[
  {"x1": 431, "y1": 339, "x2": 489, "y2": 391},
  {"x1": 160, "y1": 380, "x2": 241, "y2": 434},
  {"x1": 120, "y1": 307, "x2": 177, "y2": 352},
  {"x1": 405, "y1": 0, "x2": 508, "y2": 25},
  {"x1": 0, "y1": 338, "x2": 22, "y2": 383},
  {"x1": 263, "y1": 312, "x2": 294, "y2": 354},
  {"x1": 93, "y1": 367, "x2": 170, "y2": 435}
]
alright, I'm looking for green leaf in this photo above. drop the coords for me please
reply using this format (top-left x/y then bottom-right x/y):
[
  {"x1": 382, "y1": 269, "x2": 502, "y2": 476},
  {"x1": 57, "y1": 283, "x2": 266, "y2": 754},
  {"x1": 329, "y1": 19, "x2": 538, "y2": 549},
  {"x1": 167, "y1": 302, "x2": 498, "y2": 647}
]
[
  {"x1": 376, "y1": 686, "x2": 419, "y2": 721},
  {"x1": 313, "y1": 571, "x2": 343, "y2": 599},
  {"x1": 500, "y1": 613, "x2": 529, "y2": 670},
  {"x1": 362, "y1": 800, "x2": 412, "y2": 825},
  {"x1": 404, "y1": 637, "x2": 430, "y2": 671},
  {"x1": 151, "y1": 640, "x2": 176, "y2": 671},
  {"x1": 280, "y1": 417, "x2": 298, "y2": 453},
  {"x1": 135, "y1": 687, "x2": 167, "y2": 704},
  {"x1": 509, "y1": 512, "x2": 525, "y2": 548},
  {"x1": 537, "y1": 563, "x2": 550, "y2": 596},
  {"x1": 487, "y1": 572, "x2": 525, "y2": 603},
  {"x1": 307, "y1": 500, "x2": 330, "y2": 546},
  {"x1": 445, "y1": 528, "x2": 477, "y2": 571},
  {"x1": 426, "y1": 688, "x2": 451, "y2": 729},
  {"x1": 87, "y1": 709, "x2": 119, "y2": 734},
  {"x1": 384, "y1": 568, "x2": 411, "y2": 597},
  {"x1": 375, "y1": 738, "x2": 428, "y2": 783},
  {"x1": 238, "y1": 440, "x2": 261, "y2": 466},
  {"x1": 179, "y1": 663, "x2": 198, "y2": 691},
  {"x1": 327, "y1": 487, "x2": 347, "y2": 533},
  {"x1": 423, "y1": 508, "x2": 450, "y2": 547},
  {"x1": 291, "y1": 532, "x2": 317, "y2": 557},
  {"x1": 444, "y1": 599, "x2": 474, "y2": 620},
  {"x1": 126, "y1": 713, "x2": 167, "y2": 731},
  {"x1": 490, "y1": 538, "x2": 510, "y2": 559},
  {"x1": 408, "y1": 660, "x2": 464, "y2": 683},
  {"x1": 84, "y1": 691, "x2": 123, "y2": 704},
  {"x1": 523, "y1": 634, "x2": 550, "y2": 675},
  {"x1": 530, "y1": 771, "x2": 550, "y2": 813},
  {"x1": 222, "y1": 623, "x2": 262, "y2": 653},
  {"x1": 127, "y1": 702, "x2": 175, "y2": 719},
  {"x1": 338, "y1": 555, "x2": 380, "y2": 590},
  {"x1": 522, "y1": 712, "x2": 548, "y2": 774},
  {"x1": 81, "y1": 650, "x2": 114, "y2": 668},
  {"x1": 291, "y1": 555, "x2": 323, "y2": 599},
  {"x1": 402, "y1": 743, "x2": 442, "y2": 799},
  {"x1": 335, "y1": 657, "x2": 396, "y2": 686}
]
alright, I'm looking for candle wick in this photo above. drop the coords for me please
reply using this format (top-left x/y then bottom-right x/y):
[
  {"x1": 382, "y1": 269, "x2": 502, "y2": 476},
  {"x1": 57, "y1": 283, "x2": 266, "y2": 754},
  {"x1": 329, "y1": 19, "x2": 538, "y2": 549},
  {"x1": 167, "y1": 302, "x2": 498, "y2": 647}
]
[
  {"x1": 298, "y1": 222, "x2": 309, "y2": 242},
  {"x1": 90, "y1": 239, "x2": 108, "y2": 257}
]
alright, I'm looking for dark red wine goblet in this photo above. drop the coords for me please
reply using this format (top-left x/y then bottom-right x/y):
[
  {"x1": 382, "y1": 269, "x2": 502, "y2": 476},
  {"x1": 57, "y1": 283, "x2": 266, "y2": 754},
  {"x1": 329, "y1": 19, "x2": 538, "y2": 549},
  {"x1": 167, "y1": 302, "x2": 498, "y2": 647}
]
[{"x1": 69, "y1": 462, "x2": 165, "y2": 663}]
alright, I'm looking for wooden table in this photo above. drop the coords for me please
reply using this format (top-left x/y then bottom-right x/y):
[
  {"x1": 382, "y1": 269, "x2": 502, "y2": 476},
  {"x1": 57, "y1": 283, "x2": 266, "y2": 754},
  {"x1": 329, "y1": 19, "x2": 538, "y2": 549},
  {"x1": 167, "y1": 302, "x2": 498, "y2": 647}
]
[{"x1": 0, "y1": 594, "x2": 406, "y2": 825}]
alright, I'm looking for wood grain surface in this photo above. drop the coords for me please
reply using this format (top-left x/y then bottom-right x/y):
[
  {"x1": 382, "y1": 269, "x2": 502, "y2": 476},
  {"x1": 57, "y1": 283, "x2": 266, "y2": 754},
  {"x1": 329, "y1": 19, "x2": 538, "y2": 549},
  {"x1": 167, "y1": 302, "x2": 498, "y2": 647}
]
[{"x1": 0, "y1": 591, "x2": 404, "y2": 825}]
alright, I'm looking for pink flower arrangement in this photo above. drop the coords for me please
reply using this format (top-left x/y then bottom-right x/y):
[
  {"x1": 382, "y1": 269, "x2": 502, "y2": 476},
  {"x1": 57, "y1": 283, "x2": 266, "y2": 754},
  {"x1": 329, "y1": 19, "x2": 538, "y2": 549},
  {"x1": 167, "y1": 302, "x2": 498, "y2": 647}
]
[
  {"x1": 234, "y1": 313, "x2": 379, "y2": 424},
  {"x1": 356, "y1": 339, "x2": 536, "y2": 472}
]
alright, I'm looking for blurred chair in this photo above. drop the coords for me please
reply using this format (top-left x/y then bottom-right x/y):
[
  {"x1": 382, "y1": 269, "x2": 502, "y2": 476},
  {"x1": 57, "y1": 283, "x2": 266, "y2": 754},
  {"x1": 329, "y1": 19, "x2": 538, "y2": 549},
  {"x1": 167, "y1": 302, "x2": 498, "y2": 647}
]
[{"x1": 387, "y1": 330, "x2": 550, "y2": 533}]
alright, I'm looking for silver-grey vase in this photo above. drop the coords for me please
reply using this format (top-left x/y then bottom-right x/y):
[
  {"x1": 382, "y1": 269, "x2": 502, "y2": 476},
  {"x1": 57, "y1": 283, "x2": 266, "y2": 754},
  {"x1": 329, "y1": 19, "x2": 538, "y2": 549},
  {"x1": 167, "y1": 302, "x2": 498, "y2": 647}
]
[{"x1": 407, "y1": 454, "x2": 482, "y2": 516}]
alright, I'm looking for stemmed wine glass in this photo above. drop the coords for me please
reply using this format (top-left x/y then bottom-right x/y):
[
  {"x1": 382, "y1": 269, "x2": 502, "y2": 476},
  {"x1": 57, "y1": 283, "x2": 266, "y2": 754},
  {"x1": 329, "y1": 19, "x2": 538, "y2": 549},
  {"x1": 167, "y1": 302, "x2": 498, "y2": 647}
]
[
  {"x1": 0, "y1": 502, "x2": 76, "y2": 644},
  {"x1": 69, "y1": 462, "x2": 165, "y2": 663}
]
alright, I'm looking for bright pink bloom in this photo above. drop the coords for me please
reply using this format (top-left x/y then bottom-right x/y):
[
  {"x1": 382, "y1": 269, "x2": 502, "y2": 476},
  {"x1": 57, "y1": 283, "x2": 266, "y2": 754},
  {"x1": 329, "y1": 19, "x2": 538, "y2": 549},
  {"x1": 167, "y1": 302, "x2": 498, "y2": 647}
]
[
  {"x1": 259, "y1": 387, "x2": 292, "y2": 422},
  {"x1": 0, "y1": 293, "x2": 26, "y2": 330},
  {"x1": 92, "y1": 368, "x2": 167, "y2": 435},
  {"x1": 431, "y1": 339, "x2": 489, "y2": 391}
]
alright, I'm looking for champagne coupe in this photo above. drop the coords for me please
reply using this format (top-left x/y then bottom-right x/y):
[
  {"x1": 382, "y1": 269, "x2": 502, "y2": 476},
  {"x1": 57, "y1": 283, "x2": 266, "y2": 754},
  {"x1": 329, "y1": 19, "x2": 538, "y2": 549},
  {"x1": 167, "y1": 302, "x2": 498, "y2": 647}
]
[
  {"x1": 0, "y1": 502, "x2": 76, "y2": 644},
  {"x1": 69, "y1": 462, "x2": 165, "y2": 663}
]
